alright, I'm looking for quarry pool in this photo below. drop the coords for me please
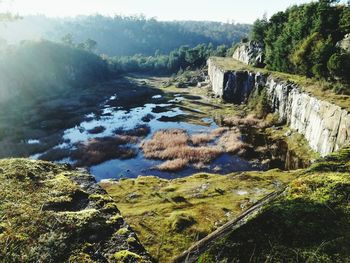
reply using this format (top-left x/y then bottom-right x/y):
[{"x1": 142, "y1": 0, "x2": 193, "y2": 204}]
[
  {"x1": 29, "y1": 89, "x2": 263, "y2": 180},
  {"x1": 0, "y1": 75, "x2": 309, "y2": 181}
]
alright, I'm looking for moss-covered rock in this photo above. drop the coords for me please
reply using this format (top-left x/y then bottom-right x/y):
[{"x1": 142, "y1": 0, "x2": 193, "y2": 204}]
[
  {"x1": 0, "y1": 159, "x2": 152, "y2": 262},
  {"x1": 113, "y1": 250, "x2": 142, "y2": 262}
]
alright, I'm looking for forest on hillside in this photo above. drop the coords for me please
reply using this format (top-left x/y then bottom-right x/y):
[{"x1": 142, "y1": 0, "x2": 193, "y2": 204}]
[
  {"x1": 0, "y1": 13, "x2": 248, "y2": 104},
  {"x1": 250, "y1": 0, "x2": 350, "y2": 84},
  {"x1": 0, "y1": 40, "x2": 110, "y2": 104},
  {"x1": 0, "y1": 15, "x2": 250, "y2": 56}
]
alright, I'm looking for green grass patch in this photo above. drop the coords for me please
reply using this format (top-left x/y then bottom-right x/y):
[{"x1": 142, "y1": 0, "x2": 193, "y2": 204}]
[{"x1": 100, "y1": 170, "x2": 297, "y2": 262}]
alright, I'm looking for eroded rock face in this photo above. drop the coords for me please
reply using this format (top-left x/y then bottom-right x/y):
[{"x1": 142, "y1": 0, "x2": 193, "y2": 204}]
[
  {"x1": 208, "y1": 59, "x2": 226, "y2": 97},
  {"x1": 207, "y1": 58, "x2": 257, "y2": 103},
  {"x1": 232, "y1": 41, "x2": 265, "y2": 67},
  {"x1": 266, "y1": 77, "x2": 350, "y2": 156},
  {"x1": 207, "y1": 59, "x2": 350, "y2": 156},
  {"x1": 223, "y1": 71, "x2": 256, "y2": 103}
]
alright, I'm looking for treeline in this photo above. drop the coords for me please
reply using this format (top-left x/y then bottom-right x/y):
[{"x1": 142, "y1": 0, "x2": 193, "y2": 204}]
[
  {"x1": 251, "y1": 0, "x2": 350, "y2": 83},
  {"x1": 0, "y1": 15, "x2": 250, "y2": 56},
  {"x1": 0, "y1": 39, "x2": 235, "y2": 105},
  {"x1": 0, "y1": 40, "x2": 110, "y2": 104},
  {"x1": 108, "y1": 43, "x2": 235, "y2": 74}
]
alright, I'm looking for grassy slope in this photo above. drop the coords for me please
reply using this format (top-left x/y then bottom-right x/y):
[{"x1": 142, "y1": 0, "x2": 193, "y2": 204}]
[
  {"x1": 198, "y1": 145, "x2": 350, "y2": 262},
  {"x1": 210, "y1": 57, "x2": 350, "y2": 112},
  {"x1": 101, "y1": 170, "x2": 297, "y2": 262},
  {"x1": 0, "y1": 159, "x2": 151, "y2": 263}
]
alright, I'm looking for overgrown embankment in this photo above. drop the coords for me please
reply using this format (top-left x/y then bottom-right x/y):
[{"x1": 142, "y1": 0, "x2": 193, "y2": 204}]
[{"x1": 195, "y1": 145, "x2": 350, "y2": 262}]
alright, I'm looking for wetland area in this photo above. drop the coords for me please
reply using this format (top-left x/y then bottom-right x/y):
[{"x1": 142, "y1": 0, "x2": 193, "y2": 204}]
[{"x1": 0, "y1": 74, "x2": 311, "y2": 181}]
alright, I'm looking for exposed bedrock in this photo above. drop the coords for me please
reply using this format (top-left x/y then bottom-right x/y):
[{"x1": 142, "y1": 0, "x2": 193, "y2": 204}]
[
  {"x1": 207, "y1": 58, "x2": 350, "y2": 156},
  {"x1": 232, "y1": 41, "x2": 265, "y2": 67}
]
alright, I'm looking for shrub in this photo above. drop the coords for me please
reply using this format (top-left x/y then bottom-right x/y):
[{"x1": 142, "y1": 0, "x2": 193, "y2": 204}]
[
  {"x1": 113, "y1": 250, "x2": 142, "y2": 262},
  {"x1": 169, "y1": 213, "x2": 196, "y2": 232}
]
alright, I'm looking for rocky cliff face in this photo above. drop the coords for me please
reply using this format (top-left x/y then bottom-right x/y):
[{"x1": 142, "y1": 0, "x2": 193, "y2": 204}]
[
  {"x1": 266, "y1": 77, "x2": 350, "y2": 156},
  {"x1": 207, "y1": 59, "x2": 350, "y2": 156},
  {"x1": 232, "y1": 41, "x2": 265, "y2": 67},
  {"x1": 208, "y1": 58, "x2": 259, "y2": 103}
]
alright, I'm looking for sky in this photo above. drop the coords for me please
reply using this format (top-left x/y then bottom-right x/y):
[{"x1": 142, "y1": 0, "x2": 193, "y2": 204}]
[{"x1": 0, "y1": 0, "x2": 337, "y2": 24}]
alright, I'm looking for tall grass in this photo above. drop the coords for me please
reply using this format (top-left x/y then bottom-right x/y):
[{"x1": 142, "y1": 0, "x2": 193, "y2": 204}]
[
  {"x1": 223, "y1": 114, "x2": 260, "y2": 127},
  {"x1": 72, "y1": 135, "x2": 138, "y2": 166},
  {"x1": 218, "y1": 130, "x2": 249, "y2": 154},
  {"x1": 142, "y1": 128, "x2": 248, "y2": 171}
]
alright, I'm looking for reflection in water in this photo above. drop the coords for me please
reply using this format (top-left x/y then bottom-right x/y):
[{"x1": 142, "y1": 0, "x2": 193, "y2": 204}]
[{"x1": 92, "y1": 153, "x2": 259, "y2": 181}]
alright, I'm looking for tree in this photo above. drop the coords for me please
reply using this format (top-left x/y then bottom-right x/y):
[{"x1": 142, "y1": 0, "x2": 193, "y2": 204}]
[
  {"x1": 339, "y1": 7, "x2": 350, "y2": 34},
  {"x1": 252, "y1": 0, "x2": 349, "y2": 82},
  {"x1": 84, "y1": 39, "x2": 97, "y2": 52},
  {"x1": 250, "y1": 15, "x2": 268, "y2": 42},
  {"x1": 0, "y1": 0, "x2": 20, "y2": 22},
  {"x1": 212, "y1": 45, "x2": 227, "y2": 57},
  {"x1": 310, "y1": 35, "x2": 334, "y2": 78},
  {"x1": 61, "y1": 34, "x2": 74, "y2": 47},
  {"x1": 327, "y1": 52, "x2": 350, "y2": 82}
]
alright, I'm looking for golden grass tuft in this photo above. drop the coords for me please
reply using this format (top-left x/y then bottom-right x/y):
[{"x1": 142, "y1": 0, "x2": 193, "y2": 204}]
[
  {"x1": 218, "y1": 130, "x2": 250, "y2": 154},
  {"x1": 191, "y1": 133, "x2": 214, "y2": 146},
  {"x1": 141, "y1": 129, "x2": 223, "y2": 169},
  {"x1": 156, "y1": 158, "x2": 189, "y2": 171},
  {"x1": 223, "y1": 114, "x2": 260, "y2": 127},
  {"x1": 141, "y1": 127, "x2": 252, "y2": 171},
  {"x1": 210, "y1": 127, "x2": 230, "y2": 137}
]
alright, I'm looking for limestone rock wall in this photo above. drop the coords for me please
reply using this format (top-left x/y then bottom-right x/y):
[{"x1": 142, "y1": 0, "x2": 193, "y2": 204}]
[
  {"x1": 208, "y1": 58, "x2": 226, "y2": 97},
  {"x1": 207, "y1": 59, "x2": 350, "y2": 156},
  {"x1": 232, "y1": 41, "x2": 265, "y2": 67},
  {"x1": 207, "y1": 58, "x2": 256, "y2": 103},
  {"x1": 266, "y1": 77, "x2": 350, "y2": 156}
]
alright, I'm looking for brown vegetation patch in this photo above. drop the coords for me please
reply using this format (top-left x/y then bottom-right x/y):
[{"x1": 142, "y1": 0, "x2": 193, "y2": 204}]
[
  {"x1": 218, "y1": 130, "x2": 250, "y2": 154},
  {"x1": 71, "y1": 136, "x2": 138, "y2": 166},
  {"x1": 156, "y1": 158, "x2": 189, "y2": 171},
  {"x1": 87, "y1": 126, "x2": 106, "y2": 134},
  {"x1": 114, "y1": 124, "x2": 150, "y2": 137},
  {"x1": 40, "y1": 148, "x2": 71, "y2": 162},
  {"x1": 191, "y1": 133, "x2": 214, "y2": 146},
  {"x1": 141, "y1": 129, "x2": 222, "y2": 164},
  {"x1": 141, "y1": 128, "x2": 249, "y2": 171},
  {"x1": 223, "y1": 114, "x2": 261, "y2": 127},
  {"x1": 210, "y1": 127, "x2": 230, "y2": 137}
]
